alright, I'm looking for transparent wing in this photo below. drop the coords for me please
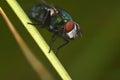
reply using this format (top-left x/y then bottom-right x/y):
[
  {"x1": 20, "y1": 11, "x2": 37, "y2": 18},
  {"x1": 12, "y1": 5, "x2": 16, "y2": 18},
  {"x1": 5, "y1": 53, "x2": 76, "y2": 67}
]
[{"x1": 39, "y1": 0, "x2": 58, "y2": 14}]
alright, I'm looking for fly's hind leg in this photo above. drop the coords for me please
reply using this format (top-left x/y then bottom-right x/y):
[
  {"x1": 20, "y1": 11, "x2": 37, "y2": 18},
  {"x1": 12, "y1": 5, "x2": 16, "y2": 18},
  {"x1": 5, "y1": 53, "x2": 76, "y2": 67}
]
[
  {"x1": 27, "y1": 22, "x2": 42, "y2": 26},
  {"x1": 48, "y1": 34, "x2": 58, "y2": 53},
  {"x1": 55, "y1": 36, "x2": 69, "y2": 55}
]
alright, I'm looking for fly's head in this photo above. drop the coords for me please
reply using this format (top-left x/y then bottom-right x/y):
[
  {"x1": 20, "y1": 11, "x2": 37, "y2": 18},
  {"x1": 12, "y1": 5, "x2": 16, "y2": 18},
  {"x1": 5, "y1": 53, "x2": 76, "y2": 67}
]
[{"x1": 64, "y1": 20, "x2": 82, "y2": 39}]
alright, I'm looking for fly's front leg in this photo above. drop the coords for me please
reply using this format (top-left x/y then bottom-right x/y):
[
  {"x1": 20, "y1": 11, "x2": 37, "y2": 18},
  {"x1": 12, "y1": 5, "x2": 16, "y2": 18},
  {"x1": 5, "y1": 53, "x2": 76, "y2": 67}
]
[
  {"x1": 48, "y1": 34, "x2": 58, "y2": 53},
  {"x1": 55, "y1": 37, "x2": 69, "y2": 54}
]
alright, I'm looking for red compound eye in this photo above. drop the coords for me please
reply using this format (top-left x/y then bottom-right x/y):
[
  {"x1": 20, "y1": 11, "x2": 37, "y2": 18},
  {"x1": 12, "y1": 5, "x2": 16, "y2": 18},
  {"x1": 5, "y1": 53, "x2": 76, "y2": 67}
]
[{"x1": 64, "y1": 20, "x2": 74, "y2": 32}]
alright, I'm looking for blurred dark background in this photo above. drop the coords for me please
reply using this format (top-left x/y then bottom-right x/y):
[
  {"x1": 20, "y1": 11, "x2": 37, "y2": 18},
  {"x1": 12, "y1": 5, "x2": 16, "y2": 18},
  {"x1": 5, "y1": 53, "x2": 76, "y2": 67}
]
[{"x1": 0, "y1": 0, "x2": 120, "y2": 80}]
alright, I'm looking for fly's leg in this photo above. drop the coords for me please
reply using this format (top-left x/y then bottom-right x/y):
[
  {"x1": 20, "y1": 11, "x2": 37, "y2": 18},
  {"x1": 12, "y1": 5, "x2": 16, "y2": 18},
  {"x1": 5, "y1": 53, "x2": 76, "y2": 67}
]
[
  {"x1": 27, "y1": 23, "x2": 42, "y2": 26},
  {"x1": 55, "y1": 36, "x2": 69, "y2": 54},
  {"x1": 48, "y1": 34, "x2": 58, "y2": 53},
  {"x1": 42, "y1": 10, "x2": 50, "y2": 25}
]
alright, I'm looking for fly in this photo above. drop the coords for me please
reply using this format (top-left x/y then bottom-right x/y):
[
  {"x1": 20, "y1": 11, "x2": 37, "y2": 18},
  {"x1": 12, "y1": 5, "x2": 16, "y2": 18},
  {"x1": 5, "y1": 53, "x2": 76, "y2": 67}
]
[{"x1": 28, "y1": 0, "x2": 82, "y2": 54}]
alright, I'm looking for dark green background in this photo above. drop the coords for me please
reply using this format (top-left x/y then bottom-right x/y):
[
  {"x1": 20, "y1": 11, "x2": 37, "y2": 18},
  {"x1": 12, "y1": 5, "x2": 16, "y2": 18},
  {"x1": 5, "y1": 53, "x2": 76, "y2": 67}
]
[{"x1": 0, "y1": 0, "x2": 120, "y2": 80}]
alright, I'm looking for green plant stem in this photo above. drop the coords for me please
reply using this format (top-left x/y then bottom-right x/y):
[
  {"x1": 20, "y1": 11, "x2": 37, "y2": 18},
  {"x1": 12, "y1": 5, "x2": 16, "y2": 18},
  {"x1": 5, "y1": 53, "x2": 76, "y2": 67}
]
[{"x1": 6, "y1": 0, "x2": 72, "y2": 80}]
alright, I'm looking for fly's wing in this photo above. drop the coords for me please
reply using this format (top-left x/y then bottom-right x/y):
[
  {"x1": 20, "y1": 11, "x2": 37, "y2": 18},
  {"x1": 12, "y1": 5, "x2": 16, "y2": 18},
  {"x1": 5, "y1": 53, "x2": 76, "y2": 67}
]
[
  {"x1": 39, "y1": 0, "x2": 58, "y2": 15},
  {"x1": 39, "y1": 0, "x2": 48, "y2": 5},
  {"x1": 39, "y1": 0, "x2": 53, "y2": 6},
  {"x1": 39, "y1": 0, "x2": 53, "y2": 8}
]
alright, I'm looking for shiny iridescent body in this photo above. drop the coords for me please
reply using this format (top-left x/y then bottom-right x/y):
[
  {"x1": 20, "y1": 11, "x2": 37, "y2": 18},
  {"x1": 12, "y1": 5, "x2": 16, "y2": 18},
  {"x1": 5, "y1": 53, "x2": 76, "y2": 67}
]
[{"x1": 28, "y1": 1, "x2": 81, "y2": 54}]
